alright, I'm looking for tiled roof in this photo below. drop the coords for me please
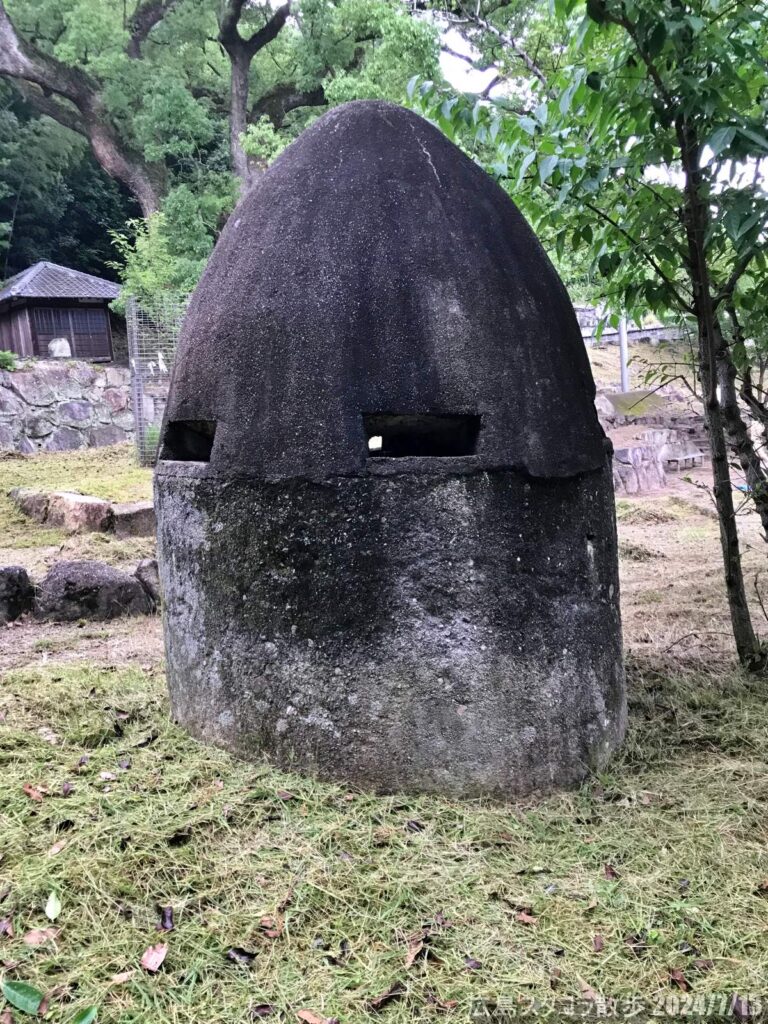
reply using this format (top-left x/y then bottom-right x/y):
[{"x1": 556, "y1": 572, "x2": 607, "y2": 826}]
[{"x1": 0, "y1": 262, "x2": 120, "y2": 303}]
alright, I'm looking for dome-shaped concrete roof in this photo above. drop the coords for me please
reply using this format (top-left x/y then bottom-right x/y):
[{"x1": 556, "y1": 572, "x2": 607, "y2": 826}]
[{"x1": 161, "y1": 100, "x2": 606, "y2": 480}]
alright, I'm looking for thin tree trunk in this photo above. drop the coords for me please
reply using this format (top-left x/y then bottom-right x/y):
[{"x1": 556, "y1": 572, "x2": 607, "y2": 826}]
[
  {"x1": 228, "y1": 52, "x2": 251, "y2": 184},
  {"x1": 678, "y1": 124, "x2": 762, "y2": 667},
  {"x1": 715, "y1": 325, "x2": 768, "y2": 539}
]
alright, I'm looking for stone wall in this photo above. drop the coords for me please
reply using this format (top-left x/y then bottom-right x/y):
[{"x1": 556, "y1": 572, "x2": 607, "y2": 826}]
[
  {"x1": 0, "y1": 359, "x2": 160, "y2": 454},
  {"x1": 612, "y1": 443, "x2": 667, "y2": 496}
]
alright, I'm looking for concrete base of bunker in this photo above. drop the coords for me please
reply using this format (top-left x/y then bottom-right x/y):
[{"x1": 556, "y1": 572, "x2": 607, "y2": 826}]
[{"x1": 156, "y1": 459, "x2": 625, "y2": 798}]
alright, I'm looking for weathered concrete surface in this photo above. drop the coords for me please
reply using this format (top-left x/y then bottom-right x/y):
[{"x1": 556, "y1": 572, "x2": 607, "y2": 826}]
[
  {"x1": 36, "y1": 560, "x2": 151, "y2": 621},
  {"x1": 156, "y1": 459, "x2": 624, "y2": 797},
  {"x1": 0, "y1": 565, "x2": 34, "y2": 623},
  {"x1": 156, "y1": 100, "x2": 625, "y2": 797}
]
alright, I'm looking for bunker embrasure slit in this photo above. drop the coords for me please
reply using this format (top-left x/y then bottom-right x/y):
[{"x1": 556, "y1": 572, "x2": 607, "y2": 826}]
[
  {"x1": 363, "y1": 413, "x2": 481, "y2": 458},
  {"x1": 160, "y1": 420, "x2": 217, "y2": 462}
]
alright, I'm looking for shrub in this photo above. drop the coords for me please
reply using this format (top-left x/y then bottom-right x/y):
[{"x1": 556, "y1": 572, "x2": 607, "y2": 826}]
[{"x1": 0, "y1": 349, "x2": 17, "y2": 371}]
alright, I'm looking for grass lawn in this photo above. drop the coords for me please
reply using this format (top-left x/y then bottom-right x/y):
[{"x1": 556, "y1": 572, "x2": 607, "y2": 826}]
[
  {"x1": 0, "y1": 446, "x2": 151, "y2": 551},
  {"x1": 2, "y1": 444, "x2": 768, "y2": 1022},
  {"x1": 1, "y1": 657, "x2": 767, "y2": 1023}
]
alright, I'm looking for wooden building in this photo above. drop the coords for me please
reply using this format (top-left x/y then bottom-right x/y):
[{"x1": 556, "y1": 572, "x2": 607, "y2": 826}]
[{"x1": 0, "y1": 261, "x2": 120, "y2": 362}]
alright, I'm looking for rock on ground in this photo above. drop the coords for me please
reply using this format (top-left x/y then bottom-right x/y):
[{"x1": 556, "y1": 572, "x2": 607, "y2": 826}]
[
  {"x1": 0, "y1": 566, "x2": 34, "y2": 622},
  {"x1": 36, "y1": 561, "x2": 152, "y2": 621},
  {"x1": 135, "y1": 558, "x2": 161, "y2": 608},
  {"x1": 45, "y1": 492, "x2": 114, "y2": 533},
  {"x1": 113, "y1": 501, "x2": 156, "y2": 538}
]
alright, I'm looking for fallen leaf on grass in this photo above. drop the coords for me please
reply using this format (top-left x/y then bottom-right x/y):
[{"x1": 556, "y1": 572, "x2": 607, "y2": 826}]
[
  {"x1": 624, "y1": 933, "x2": 648, "y2": 957},
  {"x1": 367, "y1": 982, "x2": 405, "y2": 1011},
  {"x1": 404, "y1": 927, "x2": 434, "y2": 968},
  {"x1": 0, "y1": 919, "x2": 13, "y2": 938},
  {"x1": 405, "y1": 819, "x2": 425, "y2": 833},
  {"x1": 425, "y1": 991, "x2": 458, "y2": 1012},
  {"x1": 226, "y1": 947, "x2": 257, "y2": 965},
  {"x1": 99, "y1": 772, "x2": 116, "y2": 782},
  {"x1": 45, "y1": 892, "x2": 61, "y2": 921},
  {"x1": 251, "y1": 1005, "x2": 276, "y2": 1018},
  {"x1": 71, "y1": 1008, "x2": 98, "y2": 1024},
  {"x1": 22, "y1": 783, "x2": 44, "y2": 802},
  {"x1": 23, "y1": 927, "x2": 59, "y2": 946},
  {"x1": 668, "y1": 967, "x2": 690, "y2": 991},
  {"x1": 259, "y1": 915, "x2": 283, "y2": 939},
  {"x1": 275, "y1": 790, "x2": 294, "y2": 801},
  {"x1": 463, "y1": 956, "x2": 482, "y2": 970},
  {"x1": 296, "y1": 1011, "x2": 338, "y2": 1024},
  {"x1": 0, "y1": 1010, "x2": 12, "y2": 1024},
  {"x1": 592, "y1": 934, "x2": 605, "y2": 952},
  {"x1": 157, "y1": 906, "x2": 174, "y2": 932},
  {"x1": 110, "y1": 971, "x2": 135, "y2": 984},
  {"x1": 61, "y1": 781, "x2": 74, "y2": 797},
  {"x1": 692, "y1": 959, "x2": 714, "y2": 973},
  {"x1": 118, "y1": 757, "x2": 132, "y2": 771},
  {"x1": 515, "y1": 911, "x2": 538, "y2": 926},
  {"x1": 1, "y1": 980, "x2": 44, "y2": 1015},
  {"x1": 578, "y1": 977, "x2": 599, "y2": 1002},
  {"x1": 140, "y1": 942, "x2": 168, "y2": 972},
  {"x1": 48, "y1": 840, "x2": 66, "y2": 857},
  {"x1": 603, "y1": 864, "x2": 620, "y2": 881}
]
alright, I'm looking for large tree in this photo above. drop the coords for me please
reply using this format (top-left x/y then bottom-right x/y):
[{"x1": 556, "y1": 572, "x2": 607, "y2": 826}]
[
  {"x1": 0, "y1": 0, "x2": 439, "y2": 213},
  {"x1": 412, "y1": 0, "x2": 768, "y2": 666}
]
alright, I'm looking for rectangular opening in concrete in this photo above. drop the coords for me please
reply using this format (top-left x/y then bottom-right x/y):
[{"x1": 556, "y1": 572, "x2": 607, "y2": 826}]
[
  {"x1": 159, "y1": 420, "x2": 217, "y2": 462},
  {"x1": 363, "y1": 414, "x2": 480, "y2": 458}
]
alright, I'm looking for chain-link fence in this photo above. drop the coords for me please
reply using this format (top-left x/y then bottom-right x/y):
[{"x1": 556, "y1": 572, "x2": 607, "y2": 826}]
[{"x1": 126, "y1": 294, "x2": 187, "y2": 466}]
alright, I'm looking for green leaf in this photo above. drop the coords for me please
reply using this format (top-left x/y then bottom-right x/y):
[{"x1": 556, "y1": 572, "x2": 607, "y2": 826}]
[
  {"x1": 406, "y1": 76, "x2": 419, "y2": 101},
  {"x1": 71, "y1": 1008, "x2": 99, "y2": 1024},
  {"x1": 539, "y1": 155, "x2": 559, "y2": 185},
  {"x1": 706, "y1": 126, "x2": 736, "y2": 156},
  {"x1": 517, "y1": 151, "x2": 537, "y2": 186},
  {"x1": 646, "y1": 22, "x2": 667, "y2": 57},
  {"x1": 738, "y1": 126, "x2": 768, "y2": 153},
  {"x1": 45, "y1": 891, "x2": 62, "y2": 921},
  {"x1": 2, "y1": 981, "x2": 44, "y2": 1015}
]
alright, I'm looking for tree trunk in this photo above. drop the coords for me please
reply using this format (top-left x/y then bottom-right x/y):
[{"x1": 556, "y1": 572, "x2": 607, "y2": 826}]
[
  {"x1": 0, "y1": 0, "x2": 161, "y2": 216},
  {"x1": 678, "y1": 124, "x2": 762, "y2": 667},
  {"x1": 715, "y1": 327, "x2": 768, "y2": 539},
  {"x1": 228, "y1": 51, "x2": 251, "y2": 184}
]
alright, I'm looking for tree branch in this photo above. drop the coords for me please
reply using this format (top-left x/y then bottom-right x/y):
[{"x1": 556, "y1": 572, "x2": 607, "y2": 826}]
[
  {"x1": 0, "y1": 0, "x2": 161, "y2": 213},
  {"x1": 13, "y1": 80, "x2": 87, "y2": 137},
  {"x1": 252, "y1": 82, "x2": 325, "y2": 127},
  {"x1": 127, "y1": 0, "x2": 180, "y2": 59},
  {"x1": 446, "y1": 4, "x2": 550, "y2": 92}
]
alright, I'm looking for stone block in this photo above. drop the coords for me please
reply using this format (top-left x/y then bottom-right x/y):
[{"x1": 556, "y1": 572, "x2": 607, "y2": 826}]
[
  {"x1": 9, "y1": 487, "x2": 50, "y2": 522},
  {"x1": 44, "y1": 427, "x2": 85, "y2": 452},
  {"x1": 46, "y1": 492, "x2": 114, "y2": 534},
  {"x1": 112, "y1": 500, "x2": 156, "y2": 537},
  {"x1": 88, "y1": 424, "x2": 129, "y2": 448},
  {"x1": 103, "y1": 387, "x2": 129, "y2": 413},
  {"x1": 112, "y1": 409, "x2": 136, "y2": 432},
  {"x1": 36, "y1": 560, "x2": 151, "y2": 621},
  {"x1": 0, "y1": 566, "x2": 34, "y2": 622},
  {"x1": 24, "y1": 410, "x2": 56, "y2": 438},
  {"x1": 58, "y1": 400, "x2": 94, "y2": 427},
  {"x1": 9, "y1": 372, "x2": 56, "y2": 407},
  {"x1": 0, "y1": 423, "x2": 15, "y2": 451}
]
